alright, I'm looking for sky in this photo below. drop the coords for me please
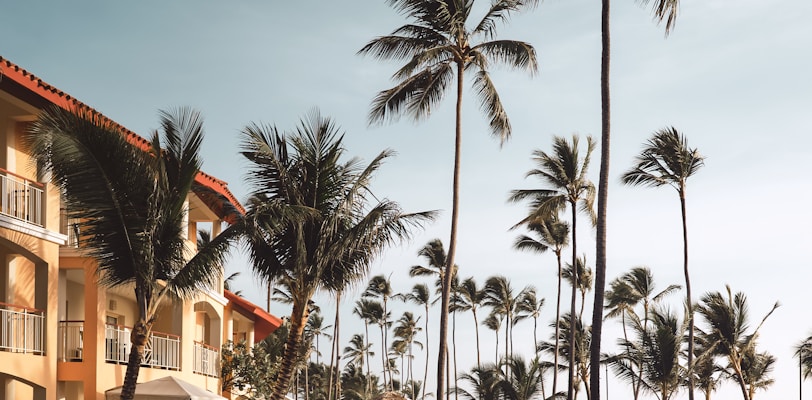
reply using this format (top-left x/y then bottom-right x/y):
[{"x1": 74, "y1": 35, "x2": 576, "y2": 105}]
[{"x1": 2, "y1": 1, "x2": 811, "y2": 399}]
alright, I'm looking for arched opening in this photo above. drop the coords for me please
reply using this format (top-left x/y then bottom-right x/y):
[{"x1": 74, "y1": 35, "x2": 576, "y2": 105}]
[
  {"x1": 192, "y1": 301, "x2": 221, "y2": 377},
  {"x1": 0, "y1": 236, "x2": 48, "y2": 355},
  {"x1": 0, "y1": 372, "x2": 46, "y2": 399}
]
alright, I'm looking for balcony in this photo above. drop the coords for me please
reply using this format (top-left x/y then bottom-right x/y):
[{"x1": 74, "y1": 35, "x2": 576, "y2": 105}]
[
  {"x1": 193, "y1": 341, "x2": 219, "y2": 377},
  {"x1": 57, "y1": 320, "x2": 84, "y2": 361},
  {"x1": 0, "y1": 168, "x2": 43, "y2": 227},
  {"x1": 104, "y1": 324, "x2": 180, "y2": 370},
  {"x1": 0, "y1": 302, "x2": 45, "y2": 354}
]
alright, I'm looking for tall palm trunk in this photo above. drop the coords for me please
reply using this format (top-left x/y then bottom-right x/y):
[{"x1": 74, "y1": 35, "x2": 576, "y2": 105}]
[
  {"x1": 272, "y1": 301, "x2": 310, "y2": 400},
  {"x1": 681, "y1": 186, "x2": 696, "y2": 400},
  {"x1": 453, "y1": 311, "x2": 459, "y2": 400},
  {"x1": 472, "y1": 309, "x2": 481, "y2": 368},
  {"x1": 553, "y1": 249, "x2": 563, "y2": 397},
  {"x1": 422, "y1": 303, "x2": 430, "y2": 400},
  {"x1": 568, "y1": 203, "x2": 579, "y2": 400},
  {"x1": 437, "y1": 61, "x2": 464, "y2": 400},
  {"x1": 381, "y1": 323, "x2": 389, "y2": 390},
  {"x1": 121, "y1": 318, "x2": 150, "y2": 399},
  {"x1": 121, "y1": 286, "x2": 151, "y2": 400},
  {"x1": 365, "y1": 322, "x2": 372, "y2": 397},
  {"x1": 328, "y1": 292, "x2": 342, "y2": 400},
  {"x1": 589, "y1": 0, "x2": 611, "y2": 399}
]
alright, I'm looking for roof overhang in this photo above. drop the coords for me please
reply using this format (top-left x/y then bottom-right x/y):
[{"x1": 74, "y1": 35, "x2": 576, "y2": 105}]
[
  {"x1": 224, "y1": 290, "x2": 283, "y2": 343},
  {"x1": 0, "y1": 55, "x2": 245, "y2": 221}
]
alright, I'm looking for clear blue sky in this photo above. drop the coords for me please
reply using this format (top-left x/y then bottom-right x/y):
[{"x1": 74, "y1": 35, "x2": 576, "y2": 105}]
[{"x1": 2, "y1": 1, "x2": 811, "y2": 399}]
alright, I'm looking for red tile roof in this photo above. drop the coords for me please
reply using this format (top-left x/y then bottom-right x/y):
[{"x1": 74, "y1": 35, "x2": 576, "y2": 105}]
[
  {"x1": 0, "y1": 55, "x2": 245, "y2": 220},
  {"x1": 224, "y1": 290, "x2": 284, "y2": 343}
]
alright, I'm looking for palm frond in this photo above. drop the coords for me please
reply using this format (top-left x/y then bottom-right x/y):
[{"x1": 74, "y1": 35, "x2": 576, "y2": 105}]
[
  {"x1": 472, "y1": 0, "x2": 539, "y2": 39},
  {"x1": 472, "y1": 70, "x2": 511, "y2": 143},
  {"x1": 472, "y1": 40, "x2": 538, "y2": 73}
]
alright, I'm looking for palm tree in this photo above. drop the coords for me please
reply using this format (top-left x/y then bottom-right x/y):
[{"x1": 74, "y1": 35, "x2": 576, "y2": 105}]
[
  {"x1": 240, "y1": 111, "x2": 434, "y2": 400},
  {"x1": 539, "y1": 313, "x2": 591, "y2": 400},
  {"x1": 399, "y1": 283, "x2": 432, "y2": 400},
  {"x1": 456, "y1": 363, "x2": 502, "y2": 400},
  {"x1": 796, "y1": 334, "x2": 812, "y2": 389},
  {"x1": 604, "y1": 266, "x2": 680, "y2": 400},
  {"x1": 590, "y1": 3, "x2": 683, "y2": 399},
  {"x1": 497, "y1": 355, "x2": 546, "y2": 400},
  {"x1": 483, "y1": 313, "x2": 503, "y2": 365},
  {"x1": 307, "y1": 311, "x2": 333, "y2": 365},
  {"x1": 693, "y1": 329, "x2": 724, "y2": 400},
  {"x1": 563, "y1": 257, "x2": 592, "y2": 321},
  {"x1": 513, "y1": 215, "x2": 569, "y2": 396},
  {"x1": 621, "y1": 127, "x2": 705, "y2": 398},
  {"x1": 483, "y1": 276, "x2": 521, "y2": 365},
  {"x1": 344, "y1": 333, "x2": 375, "y2": 397},
  {"x1": 695, "y1": 286, "x2": 779, "y2": 400},
  {"x1": 454, "y1": 277, "x2": 485, "y2": 368},
  {"x1": 510, "y1": 134, "x2": 596, "y2": 400},
  {"x1": 364, "y1": 274, "x2": 396, "y2": 386},
  {"x1": 736, "y1": 349, "x2": 776, "y2": 400},
  {"x1": 514, "y1": 288, "x2": 543, "y2": 359},
  {"x1": 394, "y1": 311, "x2": 424, "y2": 387},
  {"x1": 365, "y1": 300, "x2": 392, "y2": 391},
  {"x1": 606, "y1": 306, "x2": 685, "y2": 400},
  {"x1": 354, "y1": 299, "x2": 383, "y2": 393},
  {"x1": 28, "y1": 106, "x2": 238, "y2": 399},
  {"x1": 361, "y1": 3, "x2": 539, "y2": 397}
]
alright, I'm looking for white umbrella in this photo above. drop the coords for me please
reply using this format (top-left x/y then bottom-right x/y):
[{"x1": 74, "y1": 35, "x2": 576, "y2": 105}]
[{"x1": 105, "y1": 376, "x2": 226, "y2": 400}]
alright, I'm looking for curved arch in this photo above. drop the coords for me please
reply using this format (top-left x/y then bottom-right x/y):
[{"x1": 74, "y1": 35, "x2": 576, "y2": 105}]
[
  {"x1": 0, "y1": 372, "x2": 46, "y2": 398},
  {"x1": 0, "y1": 234, "x2": 49, "y2": 311}
]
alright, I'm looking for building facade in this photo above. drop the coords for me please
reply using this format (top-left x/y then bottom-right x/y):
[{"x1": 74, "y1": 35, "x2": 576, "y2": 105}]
[{"x1": 0, "y1": 56, "x2": 280, "y2": 400}]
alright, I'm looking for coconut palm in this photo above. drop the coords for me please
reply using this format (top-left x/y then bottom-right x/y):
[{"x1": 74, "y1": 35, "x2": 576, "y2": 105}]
[
  {"x1": 28, "y1": 106, "x2": 239, "y2": 399},
  {"x1": 240, "y1": 110, "x2": 434, "y2": 400},
  {"x1": 604, "y1": 266, "x2": 680, "y2": 400},
  {"x1": 399, "y1": 283, "x2": 432, "y2": 400},
  {"x1": 695, "y1": 286, "x2": 779, "y2": 400},
  {"x1": 497, "y1": 355, "x2": 546, "y2": 400},
  {"x1": 456, "y1": 363, "x2": 502, "y2": 400},
  {"x1": 735, "y1": 349, "x2": 776, "y2": 400},
  {"x1": 410, "y1": 238, "x2": 454, "y2": 291},
  {"x1": 366, "y1": 300, "x2": 392, "y2": 390},
  {"x1": 394, "y1": 311, "x2": 424, "y2": 386},
  {"x1": 621, "y1": 127, "x2": 705, "y2": 398},
  {"x1": 539, "y1": 313, "x2": 591, "y2": 400},
  {"x1": 307, "y1": 311, "x2": 333, "y2": 365},
  {"x1": 796, "y1": 334, "x2": 812, "y2": 381},
  {"x1": 344, "y1": 333, "x2": 375, "y2": 396},
  {"x1": 514, "y1": 288, "x2": 544, "y2": 359},
  {"x1": 606, "y1": 306, "x2": 685, "y2": 400},
  {"x1": 562, "y1": 257, "x2": 592, "y2": 321},
  {"x1": 510, "y1": 134, "x2": 596, "y2": 400},
  {"x1": 590, "y1": 3, "x2": 684, "y2": 399},
  {"x1": 484, "y1": 313, "x2": 504, "y2": 365},
  {"x1": 360, "y1": 3, "x2": 538, "y2": 396},
  {"x1": 354, "y1": 299, "x2": 384, "y2": 393},
  {"x1": 454, "y1": 277, "x2": 485, "y2": 368},
  {"x1": 365, "y1": 274, "x2": 396, "y2": 387},
  {"x1": 483, "y1": 276, "x2": 523, "y2": 365},
  {"x1": 513, "y1": 215, "x2": 569, "y2": 396},
  {"x1": 692, "y1": 329, "x2": 724, "y2": 400}
]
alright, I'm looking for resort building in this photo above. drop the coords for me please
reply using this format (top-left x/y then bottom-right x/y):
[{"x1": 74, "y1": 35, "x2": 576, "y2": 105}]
[{"x1": 0, "y1": 56, "x2": 281, "y2": 399}]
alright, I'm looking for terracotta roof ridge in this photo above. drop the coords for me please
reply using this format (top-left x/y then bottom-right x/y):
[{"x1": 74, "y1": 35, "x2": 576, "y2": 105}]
[{"x1": 0, "y1": 55, "x2": 245, "y2": 217}]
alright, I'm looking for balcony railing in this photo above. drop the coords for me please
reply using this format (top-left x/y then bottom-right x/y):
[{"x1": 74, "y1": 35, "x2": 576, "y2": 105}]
[
  {"x1": 105, "y1": 324, "x2": 180, "y2": 370},
  {"x1": 0, "y1": 168, "x2": 43, "y2": 227},
  {"x1": 59, "y1": 210, "x2": 80, "y2": 248},
  {"x1": 193, "y1": 341, "x2": 219, "y2": 377},
  {"x1": 58, "y1": 320, "x2": 84, "y2": 361},
  {"x1": 0, "y1": 302, "x2": 45, "y2": 354}
]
